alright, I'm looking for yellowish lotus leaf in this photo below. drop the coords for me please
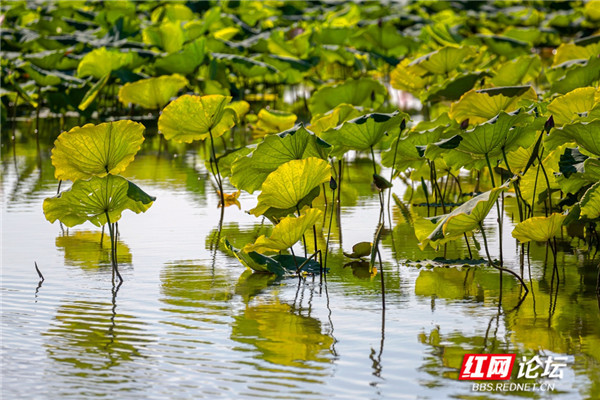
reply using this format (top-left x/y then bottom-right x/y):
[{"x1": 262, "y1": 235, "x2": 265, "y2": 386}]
[
  {"x1": 77, "y1": 47, "x2": 138, "y2": 79},
  {"x1": 158, "y1": 94, "x2": 236, "y2": 142},
  {"x1": 449, "y1": 86, "x2": 537, "y2": 124},
  {"x1": 512, "y1": 213, "x2": 566, "y2": 243},
  {"x1": 244, "y1": 208, "x2": 323, "y2": 253},
  {"x1": 309, "y1": 104, "x2": 362, "y2": 135},
  {"x1": 552, "y1": 42, "x2": 600, "y2": 67},
  {"x1": 547, "y1": 87, "x2": 600, "y2": 126},
  {"x1": 253, "y1": 109, "x2": 297, "y2": 136},
  {"x1": 251, "y1": 158, "x2": 332, "y2": 216},
  {"x1": 52, "y1": 120, "x2": 145, "y2": 181},
  {"x1": 118, "y1": 74, "x2": 188, "y2": 110}
]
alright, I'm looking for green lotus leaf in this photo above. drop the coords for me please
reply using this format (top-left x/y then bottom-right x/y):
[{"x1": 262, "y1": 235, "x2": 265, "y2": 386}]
[
  {"x1": 425, "y1": 72, "x2": 484, "y2": 103},
  {"x1": 580, "y1": 182, "x2": 600, "y2": 220},
  {"x1": 77, "y1": 47, "x2": 139, "y2": 79},
  {"x1": 343, "y1": 242, "x2": 372, "y2": 259},
  {"x1": 250, "y1": 158, "x2": 332, "y2": 217},
  {"x1": 43, "y1": 175, "x2": 155, "y2": 228},
  {"x1": 550, "y1": 57, "x2": 600, "y2": 95},
  {"x1": 244, "y1": 208, "x2": 323, "y2": 253},
  {"x1": 351, "y1": 21, "x2": 418, "y2": 57},
  {"x1": 449, "y1": 86, "x2": 538, "y2": 124},
  {"x1": 226, "y1": 100, "x2": 250, "y2": 121},
  {"x1": 552, "y1": 42, "x2": 600, "y2": 67},
  {"x1": 308, "y1": 78, "x2": 387, "y2": 115},
  {"x1": 512, "y1": 213, "x2": 566, "y2": 243},
  {"x1": 214, "y1": 147, "x2": 253, "y2": 178},
  {"x1": 479, "y1": 34, "x2": 529, "y2": 58},
  {"x1": 390, "y1": 59, "x2": 428, "y2": 94},
  {"x1": 491, "y1": 54, "x2": 541, "y2": 86},
  {"x1": 78, "y1": 73, "x2": 110, "y2": 111},
  {"x1": 321, "y1": 111, "x2": 407, "y2": 158},
  {"x1": 266, "y1": 29, "x2": 311, "y2": 59},
  {"x1": 142, "y1": 20, "x2": 186, "y2": 53},
  {"x1": 212, "y1": 53, "x2": 278, "y2": 78},
  {"x1": 309, "y1": 104, "x2": 363, "y2": 136},
  {"x1": 545, "y1": 120, "x2": 600, "y2": 156},
  {"x1": 52, "y1": 120, "x2": 145, "y2": 181},
  {"x1": 118, "y1": 74, "x2": 188, "y2": 110},
  {"x1": 150, "y1": 3, "x2": 194, "y2": 22},
  {"x1": 417, "y1": 185, "x2": 508, "y2": 250},
  {"x1": 230, "y1": 126, "x2": 329, "y2": 194},
  {"x1": 158, "y1": 94, "x2": 236, "y2": 143},
  {"x1": 409, "y1": 46, "x2": 475, "y2": 75},
  {"x1": 547, "y1": 87, "x2": 600, "y2": 126},
  {"x1": 253, "y1": 109, "x2": 297, "y2": 136},
  {"x1": 154, "y1": 37, "x2": 206, "y2": 75}
]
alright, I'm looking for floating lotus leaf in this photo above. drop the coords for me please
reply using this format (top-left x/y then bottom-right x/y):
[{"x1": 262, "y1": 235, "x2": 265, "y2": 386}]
[
  {"x1": 158, "y1": 94, "x2": 236, "y2": 143},
  {"x1": 545, "y1": 120, "x2": 600, "y2": 156},
  {"x1": 118, "y1": 74, "x2": 188, "y2": 110},
  {"x1": 52, "y1": 120, "x2": 145, "y2": 181},
  {"x1": 250, "y1": 158, "x2": 331, "y2": 217},
  {"x1": 409, "y1": 46, "x2": 475, "y2": 75},
  {"x1": 449, "y1": 86, "x2": 537, "y2": 124},
  {"x1": 309, "y1": 104, "x2": 363, "y2": 135},
  {"x1": 253, "y1": 109, "x2": 297, "y2": 136},
  {"x1": 491, "y1": 54, "x2": 541, "y2": 86},
  {"x1": 547, "y1": 87, "x2": 600, "y2": 126},
  {"x1": 43, "y1": 175, "x2": 155, "y2": 228},
  {"x1": 512, "y1": 213, "x2": 566, "y2": 243},
  {"x1": 416, "y1": 185, "x2": 508, "y2": 250},
  {"x1": 230, "y1": 126, "x2": 329, "y2": 194},
  {"x1": 580, "y1": 182, "x2": 600, "y2": 219},
  {"x1": 321, "y1": 111, "x2": 406, "y2": 158},
  {"x1": 244, "y1": 208, "x2": 323, "y2": 253},
  {"x1": 77, "y1": 47, "x2": 139, "y2": 79},
  {"x1": 308, "y1": 78, "x2": 387, "y2": 115}
]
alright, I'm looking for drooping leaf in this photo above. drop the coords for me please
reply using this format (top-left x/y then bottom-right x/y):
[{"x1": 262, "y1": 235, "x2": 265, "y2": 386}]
[
  {"x1": 78, "y1": 73, "x2": 109, "y2": 111},
  {"x1": 250, "y1": 157, "x2": 331, "y2": 217},
  {"x1": 230, "y1": 126, "x2": 328, "y2": 194},
  {"x1": 52, "y1": 120, "x2": 145, "y2": 181},
  {"x1": 308, "y1": 78, "x2": 387, "y2": 115},
  {"x1": 321, "y1": 111, "x2": 407, "y2": 158},
  {"x1": 244, "y1": 208, "x2": 323, "y2": 253},
  {"x1": 43, "y1": 175, "x2": 155, "y2": 227},
  {"x1": 512, "y1": 213, "x2": 566, "y2": 243},
  {"x1": 416, "y1": 185, "x2": 508, "y2": 250},
  {"x1": 580, "y1": 182, "x2": 600, "y2": 220},
  {"x1": 118, "y1": 74, "x2": 188, "y2": 110},
  {"x1": 449, "y1": 86, "x2": 538, "y2": 124},
  {"x1": 158, "y1": 94, "x2": 236, "y2": 142}
]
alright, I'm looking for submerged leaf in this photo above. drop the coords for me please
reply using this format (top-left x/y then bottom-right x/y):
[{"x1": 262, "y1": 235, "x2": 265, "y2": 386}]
[
  {"x1": 52, "y1": 120, "x2": 145, "y2": 181},
  {"x1": 43, "y1": 175, "x2": 155, "y2": 227},
  {"x1": 512, "y1": 213, "x2": 566, "y2": 243}
]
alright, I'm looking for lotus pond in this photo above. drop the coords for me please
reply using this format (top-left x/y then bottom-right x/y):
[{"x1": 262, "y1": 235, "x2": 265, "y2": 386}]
[{"x1": 2, "y1": 1, "x2": 600, "y2": 399}]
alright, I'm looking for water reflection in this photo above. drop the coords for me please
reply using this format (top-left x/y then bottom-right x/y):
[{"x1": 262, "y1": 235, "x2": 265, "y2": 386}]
[{"x1": 56, "y1": 231, "x2": 132, "y2": 270}]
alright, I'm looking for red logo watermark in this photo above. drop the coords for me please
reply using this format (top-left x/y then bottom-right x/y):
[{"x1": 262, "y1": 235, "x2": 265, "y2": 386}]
[{"x1": 459, "y1": 354, "x2": 516, "y2": 380}]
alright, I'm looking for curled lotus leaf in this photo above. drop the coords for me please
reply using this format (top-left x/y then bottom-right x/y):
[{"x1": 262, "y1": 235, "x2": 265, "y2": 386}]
[
  {"x1": 512, "y1": 213, "x2": 566, "y2": 243},
  {"x1": 43, "y1": 175, "x2": 155, "y2": 228},
  {"x1": 253, "y1": 109, "x2": 297, "y2": 136},
  {"x1": 118, "y1": 74, "x2": 188, "y2": 110},
  {"x1": 158, "y1": 94, "x2": 236, "y2": 143},
  {"x1": 244, "y1": 208, "x2": 323, "y2": 253},
  {"x1": 250, "y1": 157, "x2": 332, "y2": 217},
  {"x1": 52, "y1": 120, "x2": 145, "y2": 181}
]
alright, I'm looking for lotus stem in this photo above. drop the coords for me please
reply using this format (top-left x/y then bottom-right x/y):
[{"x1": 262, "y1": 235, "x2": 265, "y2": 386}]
[
  {"x1": 537, "y1": 153, "x2": 553, "y2": 215},
  {"x1": 464, "y1": 233, "x2": 473, "y2": 259},
  {"x1": 324, "y1": 186, "x2": 335, "y2": 271},
  {"x1": 377, "y1": 248, "x2": 385, "y2": 310},
  {"x1": 485, "y1": 152, "x2": 503, "y2": 266},
  {"x1": 502, "y1": 147, "x2": 524, "y2": 222},
  {"x1": 208, "y1": 128, "x2": 226, "y2": 208},
  {"x1": 104, "y1": 211, "x2": 122, "y2": 283}
]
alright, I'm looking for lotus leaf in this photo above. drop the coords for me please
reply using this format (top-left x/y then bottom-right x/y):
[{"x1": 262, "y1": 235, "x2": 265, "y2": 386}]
[
  {"x1": 142, "y1": 20, "x2": 186, "y2": 53},
  {"x1": 253, "y1": 109, "x2": 297, "y2": 136},
  {"x1": 321, "y1": 111, "x2": 407, "y2": 158},
  {"x1": 77, "y1": 47, "x2": 138, "y2": 79},
  {"x1": 230, "y1": 126, "x2": 328, "y2": 194},
  {"x1": 547, "y1": 87, "x2": 600, "y2": 126},
  {"x1": 580, "y1": 182, "x2": 600, "y2": 219},
  {"x1": 416, "y1": 185, "x2": 508, "y2": 250},
  {"x1": 250, "y1": 158, "x2": 331, "y2": 216},
  {"x1": 491, "y1": 54, "x2": 541, "y2": 86},
  {"x1": 343, "y1": 242, "x2": 372, "y2": 259},
  {"x1": 390, "y1": 60, "x2": 427, "y2": 94},
  {"x1": 118, "y1": 74, "x2": 188, "y2": 110},
  {"x1": 309, "y1": 104, "x2": 363, "y2": 135},
  {"x1": 308, "y1": 78, "x2": 387, "y2": 116},
  {"x1": 226, "y1": 101, "x2": 251, "y2": 121},
  {"x1": 43, "y1": 175, "x2": 155, "y2": 228},
  {"x1": 550, "y1": 57, "x2": 600, "y2": 95},
  {"x1": 154, "y1": 37, "x2": 206, "y2": 75},
  {"x1": 78, "y1": 73, "x2": 109, "y2": 111},
  {"x1": 425, "y1": 72, "x2": 484, "y2": 103},
  {"x1": 512, "y1": 213, "x2": 566, "y2": 243},
  {"x1": 158, "y1": 94, "x2": 236, "y2": 143},
  {"x1": 552, "y1": 42, "x2": 600, "y2": 67},
  {"x1": 409, "y1": 46, "x2": 475, "y2": 75},
  {"x1": 545, "y1": 120, "x2": 600, "y2": 156},
  {"x1": 449, "y1": 86, "x2": 538, "y2": 124},
  {"x1": 52, "y1": 120, "x2": 145, "y2": 181},
  {"x1": 244, "y1": 208, "x2": 323, "y2": 253}
]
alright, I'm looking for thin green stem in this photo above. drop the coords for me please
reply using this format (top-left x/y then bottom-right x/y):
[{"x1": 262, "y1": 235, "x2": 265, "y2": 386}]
[{"x1": 208, "y1": 128, "x2": 225, "y2": 207}]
